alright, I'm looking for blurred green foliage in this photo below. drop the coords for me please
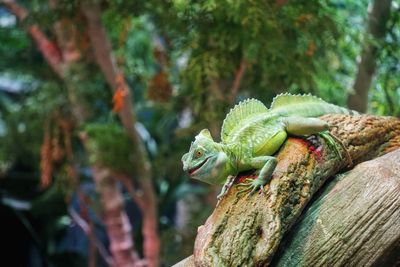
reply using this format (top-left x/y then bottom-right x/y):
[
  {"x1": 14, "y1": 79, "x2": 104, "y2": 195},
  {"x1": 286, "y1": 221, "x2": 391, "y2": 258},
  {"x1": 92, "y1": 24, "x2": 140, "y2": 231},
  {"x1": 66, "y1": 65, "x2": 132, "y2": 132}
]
[
  {"x1": 85, "y1": 123, "x2": 136, "y2": 175},
  {"x1": 0, "y1": 0, "x2": 399, "y2": 265}
]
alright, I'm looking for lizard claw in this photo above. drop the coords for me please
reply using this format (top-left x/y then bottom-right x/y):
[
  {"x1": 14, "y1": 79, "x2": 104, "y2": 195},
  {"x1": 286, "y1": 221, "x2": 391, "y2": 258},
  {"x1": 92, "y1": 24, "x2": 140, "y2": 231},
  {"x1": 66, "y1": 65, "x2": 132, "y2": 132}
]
[
  {"x1": 217, "y1": 190, "x2": 227, "y2": 202},
  {"x1": 236, "y1": 178, "x2": 265, "y2": 196}
]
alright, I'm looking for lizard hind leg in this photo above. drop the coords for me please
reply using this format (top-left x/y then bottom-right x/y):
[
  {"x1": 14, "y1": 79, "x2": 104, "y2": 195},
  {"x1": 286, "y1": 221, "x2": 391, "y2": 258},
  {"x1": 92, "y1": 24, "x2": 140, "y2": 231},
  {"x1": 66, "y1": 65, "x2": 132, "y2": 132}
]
[
  {"x1": 283, "y1": 117, "x2": 329, "y2": 136},
  {"x1": 283, "y1": 117, "x2": 352, "y2": 167},
  {"x1": 319, "y1": 131, "x2": 353, "y2": 167}
]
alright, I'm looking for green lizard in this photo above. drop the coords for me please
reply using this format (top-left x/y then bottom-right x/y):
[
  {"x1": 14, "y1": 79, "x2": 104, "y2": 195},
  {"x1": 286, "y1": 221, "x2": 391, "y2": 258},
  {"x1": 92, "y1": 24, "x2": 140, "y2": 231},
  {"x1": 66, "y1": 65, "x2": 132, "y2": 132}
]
[{"x1": 181, "y1": 93, "x2": 357, "y2": 197}]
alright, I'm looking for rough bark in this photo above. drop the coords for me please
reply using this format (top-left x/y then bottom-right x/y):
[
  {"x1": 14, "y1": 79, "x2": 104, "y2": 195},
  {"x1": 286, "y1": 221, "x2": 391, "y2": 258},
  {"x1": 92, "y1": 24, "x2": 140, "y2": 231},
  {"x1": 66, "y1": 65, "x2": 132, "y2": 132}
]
[
  {"x1": 347, "y1": 0, "x2": 392, "y2": 112},
  {"x1": 273, "y1": 149, "x2": 400, "y2": 267},
  {"x1": 175, "y1": 114, "x2": 400, "y2": 266}
]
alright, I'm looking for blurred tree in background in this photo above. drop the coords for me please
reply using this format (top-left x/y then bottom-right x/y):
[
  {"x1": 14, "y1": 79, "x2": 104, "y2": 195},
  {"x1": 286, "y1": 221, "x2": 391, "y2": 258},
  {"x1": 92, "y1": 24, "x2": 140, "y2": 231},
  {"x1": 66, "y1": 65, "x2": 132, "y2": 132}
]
[{"x1": 0, "y1": 0, "x2": 398, "y2": 266}]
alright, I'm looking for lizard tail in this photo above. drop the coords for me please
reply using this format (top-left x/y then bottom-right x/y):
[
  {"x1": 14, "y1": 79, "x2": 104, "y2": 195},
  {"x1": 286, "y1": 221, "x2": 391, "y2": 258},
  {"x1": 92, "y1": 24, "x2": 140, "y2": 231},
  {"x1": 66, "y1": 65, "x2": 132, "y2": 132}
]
[{"x1": 270, "y1": 93, "x2": 359, "y2": 117}]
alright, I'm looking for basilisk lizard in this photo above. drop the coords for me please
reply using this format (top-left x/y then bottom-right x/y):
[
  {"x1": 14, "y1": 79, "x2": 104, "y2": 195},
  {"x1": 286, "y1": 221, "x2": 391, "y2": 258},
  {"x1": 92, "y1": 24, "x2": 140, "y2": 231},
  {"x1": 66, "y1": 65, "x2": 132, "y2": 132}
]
[{"x1": 181, "y1": 93, "x2": 357, "y2": 198}]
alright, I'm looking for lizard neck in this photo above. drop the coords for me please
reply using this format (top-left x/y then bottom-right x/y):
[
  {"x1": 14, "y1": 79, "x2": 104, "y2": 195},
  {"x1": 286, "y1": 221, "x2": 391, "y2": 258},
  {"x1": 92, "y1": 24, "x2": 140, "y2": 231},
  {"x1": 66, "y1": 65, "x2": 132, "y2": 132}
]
[{"x1": 219, "y1": 143, "x2": 239, "y2": 176}]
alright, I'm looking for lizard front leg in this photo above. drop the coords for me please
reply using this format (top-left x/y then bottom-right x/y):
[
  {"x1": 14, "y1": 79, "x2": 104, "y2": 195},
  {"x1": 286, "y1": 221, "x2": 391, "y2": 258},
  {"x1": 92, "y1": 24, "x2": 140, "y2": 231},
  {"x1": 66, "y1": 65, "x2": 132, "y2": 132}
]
[
  {"x1": 237, "y1": 156, "x2": 277, "y2": 195},
  {"x1": 217, "y1": 175, "x2": 236, "y2": 203}
]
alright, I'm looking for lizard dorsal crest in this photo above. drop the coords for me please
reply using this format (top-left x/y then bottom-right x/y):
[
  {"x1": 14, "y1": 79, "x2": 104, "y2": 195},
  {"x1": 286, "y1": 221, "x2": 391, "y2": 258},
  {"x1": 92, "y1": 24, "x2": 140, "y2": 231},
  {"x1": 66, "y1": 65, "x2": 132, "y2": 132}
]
[
  {"x1": 221, "y1": 98, "x2": 268, "y2": 142},
  {"x1": 270, "y1": 93, "x2": 326, "y2": 109}
]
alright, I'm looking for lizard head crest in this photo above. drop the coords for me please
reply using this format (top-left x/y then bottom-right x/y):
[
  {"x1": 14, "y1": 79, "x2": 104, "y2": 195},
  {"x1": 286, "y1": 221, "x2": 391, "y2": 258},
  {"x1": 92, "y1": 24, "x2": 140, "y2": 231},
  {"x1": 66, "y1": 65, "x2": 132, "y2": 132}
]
[{"x1": 181, "y1": 129, "x2": 230, "y2": 184}]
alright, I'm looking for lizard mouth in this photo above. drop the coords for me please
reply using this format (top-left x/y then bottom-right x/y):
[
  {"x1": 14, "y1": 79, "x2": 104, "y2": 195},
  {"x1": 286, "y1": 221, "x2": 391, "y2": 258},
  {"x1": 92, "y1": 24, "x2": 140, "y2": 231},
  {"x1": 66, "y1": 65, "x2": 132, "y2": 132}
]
[{"x1": 188, "y1": 157, "x2": 211, "y2": 176}]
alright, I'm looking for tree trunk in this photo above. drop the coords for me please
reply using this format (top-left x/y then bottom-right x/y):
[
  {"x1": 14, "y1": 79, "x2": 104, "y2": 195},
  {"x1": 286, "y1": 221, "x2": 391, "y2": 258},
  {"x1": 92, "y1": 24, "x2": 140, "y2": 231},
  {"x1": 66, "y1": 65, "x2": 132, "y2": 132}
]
[
  {"x1": 273, "y1": 149, "x2": 400, "y2": 267},
  {"x1": 81, "y1": 3, "x2": 160, "y2": 266},
  {"x1": 174, "y1": 114, "x2": 400, "y2": 266},
  {"x1": 347, "y1": 0, "x2": 392, "y2": 112},
  {"x1": 91, "y1": 166, "x2": 141, "y2": 267}
]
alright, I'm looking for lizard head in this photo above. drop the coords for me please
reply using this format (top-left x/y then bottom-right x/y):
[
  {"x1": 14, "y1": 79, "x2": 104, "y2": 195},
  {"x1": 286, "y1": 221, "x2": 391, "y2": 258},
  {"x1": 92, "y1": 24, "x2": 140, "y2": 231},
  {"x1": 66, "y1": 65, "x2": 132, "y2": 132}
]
[{"x1": 181, "y1": 129, "x2": 229, "y2": 185}]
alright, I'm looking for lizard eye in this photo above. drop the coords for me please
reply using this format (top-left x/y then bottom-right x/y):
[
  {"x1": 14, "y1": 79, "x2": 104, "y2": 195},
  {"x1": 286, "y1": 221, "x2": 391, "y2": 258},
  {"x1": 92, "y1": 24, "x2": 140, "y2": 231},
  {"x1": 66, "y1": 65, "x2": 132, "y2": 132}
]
[{"x1": 195, "y1": 150, "x2": 203, "y2": 158}]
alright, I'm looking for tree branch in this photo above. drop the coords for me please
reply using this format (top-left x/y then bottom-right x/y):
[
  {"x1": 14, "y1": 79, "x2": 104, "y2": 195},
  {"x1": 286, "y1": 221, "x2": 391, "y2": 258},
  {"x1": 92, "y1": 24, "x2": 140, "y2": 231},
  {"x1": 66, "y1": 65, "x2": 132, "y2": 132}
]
[
  {"x1": 229, "y1": 59, "x2": 247, "y2": 103},
  {"x1": 1, "y1": 0, "x2": 64, "y2": 77},
  {"x1": 273, "y1": 149, "x2": 400, "y2": 267},
  {"x1": 80, "y1": 2, "x2": 135, "y2": 132},
  {"x1": 81, "y1": 2, "x2": 160, "y2": 266},
  {"x1": 69, "y1": 206, "x2": 114, "y2": 267},
  {"x1": 3, "y1": 1, "x2": 151, "y2": 266},
  {"x1": 347, "y1": 0, "x2": 392, "y2": 112},
  {"x1": 191, "y1": 114, "x2": 400, "y2": 266},
  {"x1": 90, "y1": 166, "x2": 142, "y2": 267}
]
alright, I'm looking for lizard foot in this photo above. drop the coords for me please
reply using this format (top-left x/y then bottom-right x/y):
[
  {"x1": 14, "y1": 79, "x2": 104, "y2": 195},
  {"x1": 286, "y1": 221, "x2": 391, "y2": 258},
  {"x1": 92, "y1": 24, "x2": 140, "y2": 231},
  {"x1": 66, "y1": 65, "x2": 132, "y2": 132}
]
[
  {"x1": 216, "y1": 175, "x2": 236, "y2": 204},
  {"x1": 236, "y1": 178, "x2": 266, "y2": 196},
  {"x1": 319, "y1": 131, "x2": 353, "y2": 167}
]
